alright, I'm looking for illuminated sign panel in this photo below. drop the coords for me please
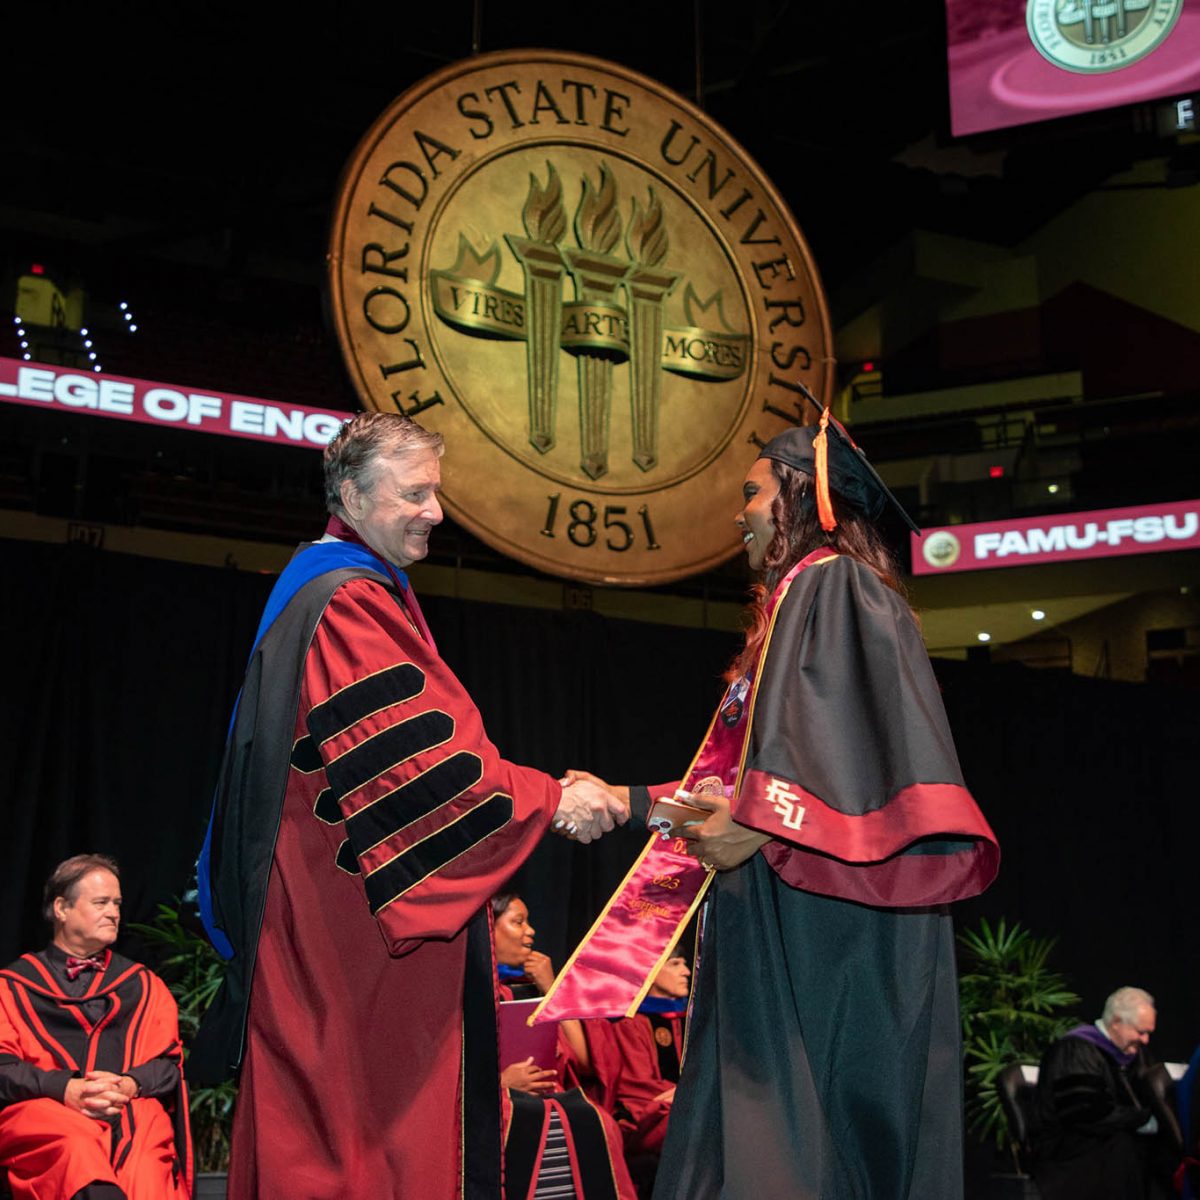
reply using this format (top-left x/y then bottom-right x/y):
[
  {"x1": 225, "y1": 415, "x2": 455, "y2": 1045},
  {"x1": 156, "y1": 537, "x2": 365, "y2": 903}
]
[
  {"x1": 945, "y1": 0, "x2": 1200, "y2": 136},
  {"x1": 913, "y1": 499, "x2": 1200, "y2": 574},
  {"x1": 0, "y1": 356, "x2": 347, "y2": 449}
]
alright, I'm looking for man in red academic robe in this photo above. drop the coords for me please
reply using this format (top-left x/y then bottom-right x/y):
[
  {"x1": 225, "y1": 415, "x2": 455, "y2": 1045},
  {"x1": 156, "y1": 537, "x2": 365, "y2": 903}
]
[
  {"x1": 0, "y1": 854, "x2": 192, "y2": 1200},
  {"x1": 585, "y1": 955, "x2": 689, "y2": 1198},
  {"x1": 193, "y1": 412, "x2": 627, "y2": 1200}
]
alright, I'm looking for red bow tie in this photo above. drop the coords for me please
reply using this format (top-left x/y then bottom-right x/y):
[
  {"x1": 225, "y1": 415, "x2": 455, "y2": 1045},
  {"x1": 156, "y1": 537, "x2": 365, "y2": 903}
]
[{"x1": 64, "y1": 954, "x2": 105, "y2": 981}]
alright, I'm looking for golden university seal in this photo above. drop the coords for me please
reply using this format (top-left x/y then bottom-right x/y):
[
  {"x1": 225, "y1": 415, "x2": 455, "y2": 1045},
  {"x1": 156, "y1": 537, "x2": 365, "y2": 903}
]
[
  {"x1": 1027, "y1": 0, "x2": 1183, "y2": 73},
  {"x1": 328, "y1": 50, "x2": 832, "y2": 585}
]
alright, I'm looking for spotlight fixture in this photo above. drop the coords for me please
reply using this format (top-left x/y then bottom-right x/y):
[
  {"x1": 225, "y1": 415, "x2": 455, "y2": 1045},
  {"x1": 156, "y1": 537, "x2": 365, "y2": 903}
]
[
  {"x1": 977, "y1": 632, "x2": 991, "y2": 643},
  {"x1": 1047, "y1": 483, "x2": 1060, "y2": 495},
  {"x1": 1031, "y1": 610, "x2": 1046, "y2": 621}
]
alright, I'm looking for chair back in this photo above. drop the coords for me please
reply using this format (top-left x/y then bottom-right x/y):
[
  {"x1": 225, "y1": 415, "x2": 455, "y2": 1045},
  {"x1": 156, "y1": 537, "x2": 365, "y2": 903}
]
[{"x1": 997, "y1": 1062, "x2": 1040, "y2": 1170}]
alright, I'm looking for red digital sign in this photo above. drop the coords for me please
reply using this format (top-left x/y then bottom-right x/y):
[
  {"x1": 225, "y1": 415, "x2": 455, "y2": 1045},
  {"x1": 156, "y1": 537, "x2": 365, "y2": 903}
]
[
  {"x1": 0, "y1": 357, "x2": 348, "y2": 449},
  {"x1": 946, "y1": 0, "x2": 1200, "y2": 136},
  {"x1": 913, "y1": 499, "x2": 1200, "y2": 573}
]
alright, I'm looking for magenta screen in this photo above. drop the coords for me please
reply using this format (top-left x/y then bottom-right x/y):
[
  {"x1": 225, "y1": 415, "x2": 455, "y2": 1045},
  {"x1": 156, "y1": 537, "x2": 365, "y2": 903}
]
[{"x1": 946, "y1": 0, "x2": 1200, "y2": 136}]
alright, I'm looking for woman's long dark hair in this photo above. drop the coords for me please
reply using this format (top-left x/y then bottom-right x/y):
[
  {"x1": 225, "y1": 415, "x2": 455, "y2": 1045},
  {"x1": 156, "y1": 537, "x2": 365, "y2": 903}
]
[{"x1": 726, "y1": 459, "x2": 907, "y2": 682}]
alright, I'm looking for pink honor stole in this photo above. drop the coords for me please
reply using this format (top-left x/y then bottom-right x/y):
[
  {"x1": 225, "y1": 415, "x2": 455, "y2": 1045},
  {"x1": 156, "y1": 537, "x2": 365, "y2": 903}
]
[{"x1": 531, "y1": 549, "x2": 837, "y2": 1024}]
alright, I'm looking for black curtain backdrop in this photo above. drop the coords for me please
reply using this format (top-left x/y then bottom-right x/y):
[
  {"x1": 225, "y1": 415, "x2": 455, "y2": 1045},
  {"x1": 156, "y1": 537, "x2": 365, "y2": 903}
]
[{"x1": 2, "y1": 538, "x2": 1196, "y2": 1059}]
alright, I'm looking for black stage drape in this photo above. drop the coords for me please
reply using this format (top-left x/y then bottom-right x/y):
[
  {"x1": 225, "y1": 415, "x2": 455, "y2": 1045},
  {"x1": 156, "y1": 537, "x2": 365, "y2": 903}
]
[{"x1": 2, "y1": 538, "x2": 1196, "y2": 1059}]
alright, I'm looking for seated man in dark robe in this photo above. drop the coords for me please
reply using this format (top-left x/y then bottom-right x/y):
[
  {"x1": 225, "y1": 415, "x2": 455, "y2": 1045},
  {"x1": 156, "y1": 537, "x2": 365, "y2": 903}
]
[
  {"x1": 0, "y1": 854, "x2": 191, "y2": 1200},
  {"x1": 1032, "y1": 985, "x2": 1172, "y2": 1200}
]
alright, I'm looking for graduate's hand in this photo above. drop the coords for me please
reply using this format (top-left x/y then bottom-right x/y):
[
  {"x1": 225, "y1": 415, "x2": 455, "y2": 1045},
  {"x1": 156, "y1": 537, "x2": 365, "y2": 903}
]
[
  {"x1": 679, "y1": 790, "x2": 770, "y2": 870},
  {"x1": 501, "y1": 1057, "x2": 557, "y2": 1095},
  {"x1": 553, "y1": 778, "x2": 629, "y2": 843},
  {"x1": 523, "y1": 950, "x2": 556, "y2": 994}
]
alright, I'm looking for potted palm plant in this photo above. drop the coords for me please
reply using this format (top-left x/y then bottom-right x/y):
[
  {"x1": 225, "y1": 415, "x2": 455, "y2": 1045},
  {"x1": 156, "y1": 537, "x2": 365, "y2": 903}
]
[
  {"x1": 129, "y1": 901, "x2": 236, "y2": 1199},
  {"x1": 958, "y1": 918, "x2": 1080, "y2": 1197}
]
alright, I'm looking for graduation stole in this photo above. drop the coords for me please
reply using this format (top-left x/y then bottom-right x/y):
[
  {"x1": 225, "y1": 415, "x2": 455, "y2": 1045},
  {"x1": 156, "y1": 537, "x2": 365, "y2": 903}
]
[{"x1": 531, "y1": 549, "x2": 835, "y2": 1023}]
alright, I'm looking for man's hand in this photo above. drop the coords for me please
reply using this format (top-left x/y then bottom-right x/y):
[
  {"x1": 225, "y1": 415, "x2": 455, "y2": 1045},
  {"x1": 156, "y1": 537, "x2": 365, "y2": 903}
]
[
  {"x1": 679, "y1": 790, "x2": 770, "y2": 870},
  {"x1": 560, "y1": 769, "x2": 630, "y2": 808},
  {"x1": 553, "y1": 778, "x2": 630, "y2": 844},
  {"x1": 63, "y1": 1072, "x2": 134, "y2": 1119},
  {"x1": 501, "y1": 1057, "x2": 557, "y2": 1095}
]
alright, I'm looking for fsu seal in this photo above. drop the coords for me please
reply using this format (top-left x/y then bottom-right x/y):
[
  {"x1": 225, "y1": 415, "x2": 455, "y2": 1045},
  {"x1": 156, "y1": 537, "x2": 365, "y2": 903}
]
[
  {"x1": 1026, "y1": 0, "x2": 1183, "y2": 74},
  {"x1": 328, "y1": 50, "x2": 832, "y2": 586}
]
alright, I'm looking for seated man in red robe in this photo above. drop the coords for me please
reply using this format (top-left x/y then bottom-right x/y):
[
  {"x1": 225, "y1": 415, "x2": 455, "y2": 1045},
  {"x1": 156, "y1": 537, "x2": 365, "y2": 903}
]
[
  {"x1": 584, "y1": 954, "x2": 689, "y2": 1197},
  {"x1": 0, "y1": 854, "x2": 192, "y2": 1200}
]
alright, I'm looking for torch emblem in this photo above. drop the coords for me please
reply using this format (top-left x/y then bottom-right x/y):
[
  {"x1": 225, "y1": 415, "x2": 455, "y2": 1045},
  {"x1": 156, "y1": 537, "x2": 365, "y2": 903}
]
[{"x1": 430, "y1": 158, "x2": 745, "y2": 481}]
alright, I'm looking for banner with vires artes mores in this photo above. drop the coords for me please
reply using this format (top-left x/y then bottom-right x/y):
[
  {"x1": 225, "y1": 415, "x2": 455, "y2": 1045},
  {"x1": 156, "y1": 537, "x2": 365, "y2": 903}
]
[{"x1": 327, "y1": 50, "x2": 832, "y2": 587}]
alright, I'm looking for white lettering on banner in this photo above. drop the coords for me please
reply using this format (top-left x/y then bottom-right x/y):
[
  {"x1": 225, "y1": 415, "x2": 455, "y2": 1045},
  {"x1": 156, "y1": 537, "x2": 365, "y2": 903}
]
[
  {"x1": 47, "y1": 373, "x2": 134, "y2": 413},
  {"x1": 144, "y1": 388, "x2": 189, "y2": 422},
  {"x1": 230, "y1": 401, "x2": 343, "y2": 446},
  {"x1": 18, "y1": 368, "x2": 55, "y2": 403},
  {"x1": 230, "y1": 400, "x2": 265, "y2": 434},
  {"x1": 265, "y1": 407, "x2": 303, "y2": 441},
  {"x1": 143, "y1": 388, "x2": 223, "y2": 425},
  {"x1": 764, "y1": 777, "x2": 806, "y2": 832},
  {"x1": 1026, "y1": 527, "x2": 1065, "y2": 553},
  {"x1": 975, "y1": 513, "x2": 1200, "y2": 560},
  {"x1": 304, "y1": 413, "x2": 344, "y2": 444},
  {"x1": 190, "y1": 394, "x2": 223, "y2": 425},
  {"x1": 0, "y1": 356, "x2": 348, "y2": 449}
]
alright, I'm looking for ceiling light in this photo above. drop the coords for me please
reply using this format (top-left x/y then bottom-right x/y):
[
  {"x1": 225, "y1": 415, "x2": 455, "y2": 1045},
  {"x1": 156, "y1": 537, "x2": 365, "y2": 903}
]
[
  {"x1": 1031, "y1": 610, "x2": 1045, "y2": 621},
  {"x1": 977, "y1": 632, "x2": 991, "y2": 643},
  {"x1": 1047, "y1": 483, "x2": 1059, "y2": 495}
]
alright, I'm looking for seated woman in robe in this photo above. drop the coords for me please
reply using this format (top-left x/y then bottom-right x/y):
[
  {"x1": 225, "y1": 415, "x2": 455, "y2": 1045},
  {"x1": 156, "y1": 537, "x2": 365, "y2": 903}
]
[{"x1": 492, "y1": 893, "x2": 635, "y2": 1200}]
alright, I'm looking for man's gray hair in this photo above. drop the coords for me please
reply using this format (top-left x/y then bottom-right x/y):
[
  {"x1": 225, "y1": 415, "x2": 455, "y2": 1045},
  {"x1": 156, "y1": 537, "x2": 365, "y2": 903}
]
[
  {"x1": 323, "y1": 412, "x2": 444, "y2": 517},
  {"x1": 1102, "y1": 986, "x2": 1155, "y2": 1026}
]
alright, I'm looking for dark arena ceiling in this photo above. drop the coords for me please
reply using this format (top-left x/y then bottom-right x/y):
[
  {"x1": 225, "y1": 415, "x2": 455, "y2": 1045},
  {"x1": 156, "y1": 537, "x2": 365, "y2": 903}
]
[{"x1": 8, "y1": 1, "x2": 1158, "y2": 298}]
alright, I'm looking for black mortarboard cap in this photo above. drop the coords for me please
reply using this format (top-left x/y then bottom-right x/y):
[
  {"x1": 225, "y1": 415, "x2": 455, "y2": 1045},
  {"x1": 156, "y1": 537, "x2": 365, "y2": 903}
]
[{"x1": 758, "y1": 388, "x2": 920, "y2": 535}]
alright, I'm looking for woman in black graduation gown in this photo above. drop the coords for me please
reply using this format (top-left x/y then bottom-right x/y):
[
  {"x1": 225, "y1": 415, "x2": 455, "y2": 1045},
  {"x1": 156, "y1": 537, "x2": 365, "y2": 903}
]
[{"x1": 641, "y1": 420, "x2": 999, "y2": 1199}]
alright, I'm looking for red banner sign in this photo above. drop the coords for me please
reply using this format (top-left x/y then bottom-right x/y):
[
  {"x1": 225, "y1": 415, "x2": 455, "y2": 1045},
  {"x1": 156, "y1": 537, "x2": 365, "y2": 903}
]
[
  {"x1": 913, "y1": 499, "x2": 1200, "y2": 574},
  {"x1": 0, "y1": 357, "x2": 348, "y2": 449}
]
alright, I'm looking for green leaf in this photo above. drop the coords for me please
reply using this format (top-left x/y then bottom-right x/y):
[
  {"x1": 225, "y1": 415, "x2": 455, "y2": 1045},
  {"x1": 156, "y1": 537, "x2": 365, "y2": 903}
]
[{"x1": 958, "y1": 917, "x2": 1078, "y2": 1149}]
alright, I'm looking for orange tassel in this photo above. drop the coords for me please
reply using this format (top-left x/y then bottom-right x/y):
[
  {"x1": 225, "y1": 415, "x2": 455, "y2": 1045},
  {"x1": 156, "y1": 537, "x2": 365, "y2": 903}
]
[{"x1": 814, "y1": 407, "x2": 837, "y2": 532}]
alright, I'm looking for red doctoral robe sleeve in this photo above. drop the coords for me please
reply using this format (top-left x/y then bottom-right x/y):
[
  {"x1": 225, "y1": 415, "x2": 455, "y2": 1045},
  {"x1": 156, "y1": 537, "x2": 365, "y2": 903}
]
[{"x1": 295, "y1": 577, "x2": 559, "y2": 953}]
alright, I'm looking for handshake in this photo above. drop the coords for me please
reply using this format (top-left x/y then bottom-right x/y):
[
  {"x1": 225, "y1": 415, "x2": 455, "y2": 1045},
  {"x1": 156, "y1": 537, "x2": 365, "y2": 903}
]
[{"x1": 552, "y1": 770, "x2": 630, "y2": 844}]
